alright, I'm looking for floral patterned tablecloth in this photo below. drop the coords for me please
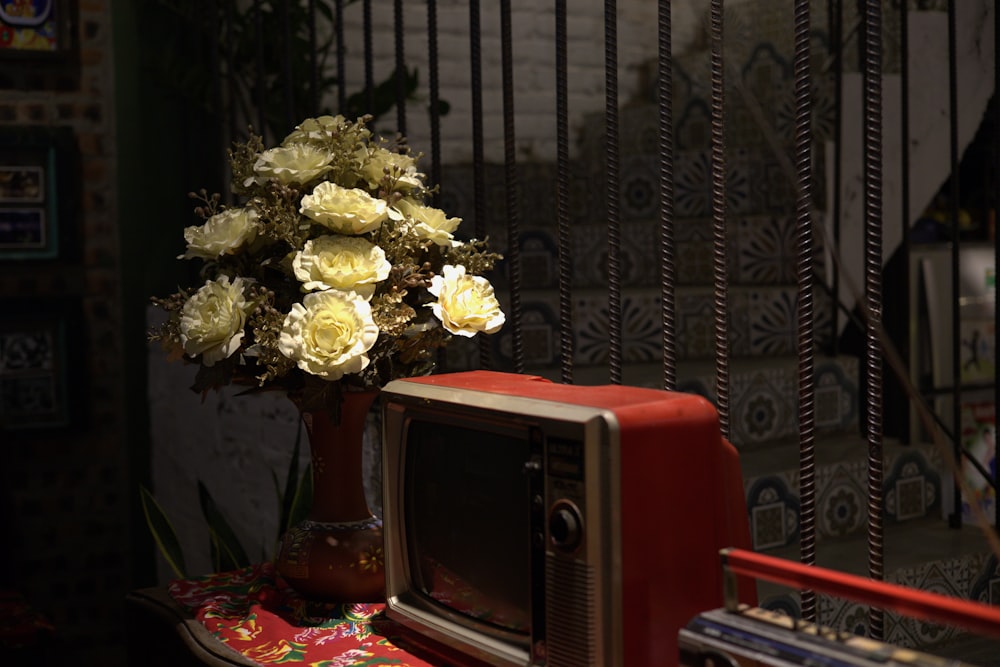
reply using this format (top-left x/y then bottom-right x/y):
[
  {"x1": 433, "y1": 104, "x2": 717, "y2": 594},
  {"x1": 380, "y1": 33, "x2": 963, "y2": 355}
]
[{"x1": 168, "y1": 562, "x2": 436, "y2": 666}]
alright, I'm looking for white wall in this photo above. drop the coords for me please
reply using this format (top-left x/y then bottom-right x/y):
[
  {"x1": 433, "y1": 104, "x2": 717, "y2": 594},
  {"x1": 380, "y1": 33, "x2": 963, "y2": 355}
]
[{"x1": 334, "y1": 0, "x2": 711, "y2": 163}]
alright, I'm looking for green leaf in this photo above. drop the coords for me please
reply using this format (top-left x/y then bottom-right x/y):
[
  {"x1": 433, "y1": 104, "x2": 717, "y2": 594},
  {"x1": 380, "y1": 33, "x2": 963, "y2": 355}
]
[
  {"x1": 277, "y1": 417, "x2": 305, "y2": 540},
  {"x1": 139, "y1": 485, "x2": 188, "y2": 579},
  {"x1": 287, "y1": 462, "x2": 313, "y2": 529},
  {"x1": 197, "y1": 480, "x2": 250, "y2": 572}
]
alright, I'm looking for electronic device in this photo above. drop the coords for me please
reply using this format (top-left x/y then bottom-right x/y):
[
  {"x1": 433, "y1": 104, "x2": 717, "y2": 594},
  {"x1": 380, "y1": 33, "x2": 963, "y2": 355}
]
[
  {"x1": 680, "y1": 605, "x2": 973, "y2": 667},
  {"x1": 381, "y1": 370, "x2": 755, "y2": 666},
  {"x1": 678, "y1": 547, "x2": 1000, "y2": 667}
]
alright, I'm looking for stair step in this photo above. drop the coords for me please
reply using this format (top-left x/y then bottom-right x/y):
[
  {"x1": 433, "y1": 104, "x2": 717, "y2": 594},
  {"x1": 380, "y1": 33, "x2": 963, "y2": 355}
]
[
  {"x1": 754, "y1": 516, "x2": 1000, "y2": 654},
  {"x1": 742, "y1": 436, "x2": 949, "y2": 550},
  {"x1": 487, "y1": 286, "x2": 836, "y2": 367}
]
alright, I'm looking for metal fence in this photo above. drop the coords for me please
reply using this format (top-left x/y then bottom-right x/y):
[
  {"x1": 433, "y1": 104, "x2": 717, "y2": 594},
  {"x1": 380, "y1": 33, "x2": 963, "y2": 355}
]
[{"x1": 204, "y1": 0, "x2": 998, "y2": 640}]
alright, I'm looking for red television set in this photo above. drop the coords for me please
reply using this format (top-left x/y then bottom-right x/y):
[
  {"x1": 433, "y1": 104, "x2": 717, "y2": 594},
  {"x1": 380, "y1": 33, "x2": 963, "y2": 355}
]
[{"x1": 381, "y1": 370, "x2": 755, "y2": 666}]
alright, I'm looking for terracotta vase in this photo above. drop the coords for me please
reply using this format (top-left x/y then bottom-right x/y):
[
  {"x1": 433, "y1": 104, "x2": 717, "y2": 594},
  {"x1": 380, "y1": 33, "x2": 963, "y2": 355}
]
[{"x1": 275, "y1": 390, "x2": 385, "y2": 602}]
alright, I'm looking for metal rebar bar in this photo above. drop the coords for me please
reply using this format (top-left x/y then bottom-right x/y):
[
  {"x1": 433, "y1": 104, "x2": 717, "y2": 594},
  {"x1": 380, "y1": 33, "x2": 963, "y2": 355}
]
[
  {"x1": 605, "y1": 0, "x2": 622, "y2": 385},
  {"x1": 831, "y1": 0, "x2": 843, "y2": 357},
  {"x1": 658, "y1": 0, "x2": 677, "y2": 392},
  {"x1": 427, "y1": 0, "x2": 442, "y2": 201},
  {"x1": 794, "y1": 0, "x2": 817, "y2": 624},
  {"x1": 469, "y1": 0, "x2": 490, "y2": 369},
  {"x1": 500, "y1": 0, "x2": 523, "y2": 373},
  {"x1": 309, "y1": 0, "x2": 319, "y2": 114},
  {"x1": 710, "y1": 0, "x2": 730, "y2": 437},
  {"x1": 363, "y1": 0, "x2": 374, "y2": 119},
  {"x1": 556, "y1": 0, "x2": 574, "y2": 385},
  {"x1": 336, "y1": 0, "x2": 345, "y2": 113},
  {"x1": 947, "y1": 0, "x2": 963, "y2": 533},
  {"x1": 394, "y1": 0, "x2": 406, "y2": 137},
  {"x1": 861, "y1": 0, "x2": 885, "y2": 641}
]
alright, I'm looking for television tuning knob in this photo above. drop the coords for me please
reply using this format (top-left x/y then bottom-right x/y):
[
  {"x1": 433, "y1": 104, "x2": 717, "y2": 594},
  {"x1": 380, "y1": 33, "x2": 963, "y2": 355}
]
[{"x1": 548, "y1": 503, "x2": 583, "y2": 552}]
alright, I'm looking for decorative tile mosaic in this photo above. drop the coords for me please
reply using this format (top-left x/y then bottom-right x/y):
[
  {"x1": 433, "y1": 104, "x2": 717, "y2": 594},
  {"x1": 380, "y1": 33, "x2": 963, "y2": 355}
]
[
  {"x1": 883, "y1": 449, "x2": 941, "y2": 523},
  {"x1": 573, "y1": 291, "x2": 664, "y2": 366},
  {"x1": 813, "y1": 358, "x2": 859, "y2": 432},
  {"x1": 816, "y1": 465, "x2": 867, "y2": 539},
  {"x1": 746, "y1": 474, "x2": 801, "y2": 550},
  {"x1": 887, "y1": 555, "x2": 988, "y2": 648},
  {"x1": 817, "y1": 599, "x2": 870, "y2": 638},
  {"x1": 732, "y1": 368, "x2": 794, "y2": 446}
]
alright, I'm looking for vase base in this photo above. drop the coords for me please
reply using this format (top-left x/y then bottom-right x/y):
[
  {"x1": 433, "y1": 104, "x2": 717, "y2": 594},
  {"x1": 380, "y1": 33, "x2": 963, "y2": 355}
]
[{"x1": 275, "y1": 517, "x2": 385, "y2": 602}]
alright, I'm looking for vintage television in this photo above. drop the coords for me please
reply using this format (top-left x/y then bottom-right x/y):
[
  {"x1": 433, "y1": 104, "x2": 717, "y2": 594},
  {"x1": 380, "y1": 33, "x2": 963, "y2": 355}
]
[{"x1": 381, "y1": 370, "x2": 755, "y2": 666}]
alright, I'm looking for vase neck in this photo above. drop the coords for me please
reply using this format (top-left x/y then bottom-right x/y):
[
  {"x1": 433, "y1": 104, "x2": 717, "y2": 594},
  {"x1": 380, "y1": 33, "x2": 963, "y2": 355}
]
[{"x1": 301, "y1": 391, "x2": 379, "y2": 523}]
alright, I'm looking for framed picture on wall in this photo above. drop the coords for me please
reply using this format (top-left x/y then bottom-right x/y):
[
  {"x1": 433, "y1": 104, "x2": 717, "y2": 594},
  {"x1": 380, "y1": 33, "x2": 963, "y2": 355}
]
[
  {"x1": 0, "y1": 126, "x2": 76, "y2": 260},
  {"x1": 0, "y1": 0, "x2": 74, "y2": 56},
  {"x1": 0, "y1": 298, "x2": 83, "y2": 431}
]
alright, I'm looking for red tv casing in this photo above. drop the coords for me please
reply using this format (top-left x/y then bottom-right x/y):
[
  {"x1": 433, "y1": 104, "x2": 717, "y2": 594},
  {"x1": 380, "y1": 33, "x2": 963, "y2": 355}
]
[{"x1": 382, "y1": 370, "x2": 756, "y2": 666}]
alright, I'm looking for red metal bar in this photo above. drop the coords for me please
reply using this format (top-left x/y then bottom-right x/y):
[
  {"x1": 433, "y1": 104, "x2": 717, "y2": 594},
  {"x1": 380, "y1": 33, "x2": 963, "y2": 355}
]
[{"x1": 721, "y1": 548, "x2": 1000, "y2": 639}]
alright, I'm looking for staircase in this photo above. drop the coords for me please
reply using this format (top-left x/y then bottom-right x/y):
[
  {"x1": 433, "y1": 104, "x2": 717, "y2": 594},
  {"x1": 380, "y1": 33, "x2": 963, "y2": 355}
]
[{"x1": 437, "y1": 3, "x2": 999, "y2": 660}]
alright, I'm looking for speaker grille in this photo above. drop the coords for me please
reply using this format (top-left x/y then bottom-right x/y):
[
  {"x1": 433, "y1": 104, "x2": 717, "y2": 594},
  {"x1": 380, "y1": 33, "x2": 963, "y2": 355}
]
[{"x1": 545, "y1": 554, "x2": 597, "y2": 665}]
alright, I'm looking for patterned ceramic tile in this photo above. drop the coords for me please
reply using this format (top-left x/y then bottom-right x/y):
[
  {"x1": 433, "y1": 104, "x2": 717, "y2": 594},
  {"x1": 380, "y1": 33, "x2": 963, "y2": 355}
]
[
  {"x1": 571, "y1": 223, "x2": 663, "y2": 289},
  {"x1": 489, "y1": 297, "x2": 561, "y2": 369},
  {"x1": 573, "y1": 291, "x2": 664, "y2": 365},
  {"x1": 620, "y1": 154, "x2": 661, "y2": 221},
  {"x1": 887, "y1": 555, "x2": 988, "y2": 648},
  {"x1": 813, "y1": 358, "x2": 859, "y2": 432},
  {"x1": 746, "y1": 474, "x2": 801, "y2": 550},
  {"x1": 816, "y1": 464, "x2": 867, "y2": 539},
  {"x1": 674, "y1": 149, "x2": 753, "y2": 218},
  {"x1": 817, "y1": 598, "x2": 870, "y2": 638},
  {"x1": 741, "y1": 42, "x2": 793, "y2": 110},
  {"x1": 884, "y1": 449, "x2": 941, "y2": 523},
  {"x1": 732, "y1": 368, "x2": 795, "y2": 446},
  {"x1": 675, "y1": 100, "x2": 713, "y2": 152}
]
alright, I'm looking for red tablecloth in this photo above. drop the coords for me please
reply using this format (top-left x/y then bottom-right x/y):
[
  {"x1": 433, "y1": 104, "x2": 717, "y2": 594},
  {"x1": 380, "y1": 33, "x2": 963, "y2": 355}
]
[{"x1": 168, "y1": 562, "x2": 435, "y2": 666}]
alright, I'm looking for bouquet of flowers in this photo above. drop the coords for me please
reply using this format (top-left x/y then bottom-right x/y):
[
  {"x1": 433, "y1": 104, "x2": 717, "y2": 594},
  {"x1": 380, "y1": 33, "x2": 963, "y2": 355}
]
[{"x1": 150, "y1": 114, "x2": 504, "y2": 411}]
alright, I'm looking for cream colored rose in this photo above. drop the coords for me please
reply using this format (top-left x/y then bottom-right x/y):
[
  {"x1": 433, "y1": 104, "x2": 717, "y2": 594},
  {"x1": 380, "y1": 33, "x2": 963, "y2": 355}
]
[
  {"x1": 292, "y1": 235, "x2": 391, "y2": 298},
  {"x1": 278, "y1": 290, "x2": 380, "y2": 380},
  {"x1": 300, "y1": 181, "x2": 388, "y2": 234},
  {"x1": 249, "y1": 143, "x2": 333, "y2": 186},
  {"x1": 179, "y1": 276, "x2": 253, "y2": 366},
  {"x1": 428, "y1": 264, "x2": 505, "y2": 337},
  {"x1": 361, "y1": 147, "x2": 423, "y2": 191},
  {"x1": 394, "y1": 198, "x2": 462, "y2": 247},
  {"x1": 180, "y1": 207, "x2": 259, "y2": 260}
]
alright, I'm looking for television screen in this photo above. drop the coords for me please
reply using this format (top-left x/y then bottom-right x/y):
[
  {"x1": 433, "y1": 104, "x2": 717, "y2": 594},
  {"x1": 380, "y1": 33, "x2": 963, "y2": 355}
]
[{"x1": 404, "y1": 418, "x2": 532, "y2": 635}]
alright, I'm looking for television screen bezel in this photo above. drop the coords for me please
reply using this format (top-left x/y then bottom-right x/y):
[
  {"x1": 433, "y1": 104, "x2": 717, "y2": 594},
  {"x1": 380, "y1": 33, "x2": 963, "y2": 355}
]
[{"x1": 381, "y1": 381, "x2": 624, "y2": 667}]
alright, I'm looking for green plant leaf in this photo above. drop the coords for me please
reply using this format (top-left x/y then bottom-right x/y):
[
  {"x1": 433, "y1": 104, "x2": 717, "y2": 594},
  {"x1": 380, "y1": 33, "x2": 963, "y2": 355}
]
[
  {"x1": 197, "y1": 480, "x2": 250, "y2": 572},
  {"x1": 288, "y1": 462, "x2": 313, "y2": 529},
  {"x1": 139, "y1": 485, "x2": 188, "y2": 579},
  {"x1": 277, "y1": 417, "x2": 305, "y2": 540}
]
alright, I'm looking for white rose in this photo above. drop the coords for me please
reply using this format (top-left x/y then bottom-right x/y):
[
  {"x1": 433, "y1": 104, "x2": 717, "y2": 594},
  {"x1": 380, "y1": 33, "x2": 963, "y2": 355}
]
[
  {"x1": 179, "y1": 276, "x2": 253, "y2": 366},
  {"x1": 249, "y1": 143, "x2": 333, "y2": 186},
  {"x1": 394, "y1": 198, "x2": 462, "y2": 247},
  {"x1": 292, "y1": 235, "x2": 391, "y2": 298},
  {"x1": 428, "y1": 265, "x2": 505, "y2": 337},
  {"x1": 361, "y1": 147, "x2": 423, "y2": 191},
  {"x1": 180, "y1": 207, "x2": 259, "y2": 260},
  {"x1": 278, "y1": 290, "x2": 380, "y2": 380},
  {"x1": 300, "y1": 181, "x2": 388, "y2": 235}
]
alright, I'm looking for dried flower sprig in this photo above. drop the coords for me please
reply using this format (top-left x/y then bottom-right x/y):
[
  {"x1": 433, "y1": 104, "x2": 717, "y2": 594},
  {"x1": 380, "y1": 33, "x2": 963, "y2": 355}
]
[{"x1": 150, "y1": 114, "x2": 504, "y2": 409}]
